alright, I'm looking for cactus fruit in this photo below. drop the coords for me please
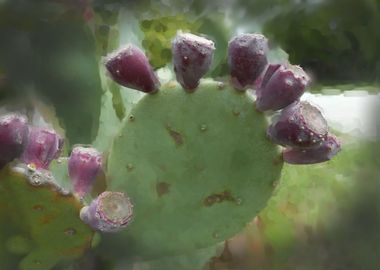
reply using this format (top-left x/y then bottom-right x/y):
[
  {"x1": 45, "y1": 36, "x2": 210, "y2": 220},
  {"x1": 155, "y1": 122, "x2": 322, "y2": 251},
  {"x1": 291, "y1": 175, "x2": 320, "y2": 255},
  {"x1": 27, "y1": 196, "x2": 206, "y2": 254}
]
[
  {"x1": 80, "y1": 191, "x2": 133, "y2": 232},
  {"x1": 172, "y1": 33, "x2": 215, "y2": 91},
  {"x1": 283, "y1": 134, "x2": 341, "y2": 164},
  {"x1": 0, "y1": 113, "x2": 28, "y2": 169},
  {"x1": 68, "y1": 146, "x2": 103, "y2": 198},
  {"x1": 256, "y1": 64, "x2": 310, "y2": 111},
  {"x1": 105, "y1": 45, "x2": 160, "y2": 93},
  {"x1": 21, "y1": 127, "x2": 63, "y2": 170},
  {"x1": 228, "y1": 33, "x2": 268, "y2": 90},
  {"x1": 267, "y1": 101, "x2": 328, "y2": 148}
]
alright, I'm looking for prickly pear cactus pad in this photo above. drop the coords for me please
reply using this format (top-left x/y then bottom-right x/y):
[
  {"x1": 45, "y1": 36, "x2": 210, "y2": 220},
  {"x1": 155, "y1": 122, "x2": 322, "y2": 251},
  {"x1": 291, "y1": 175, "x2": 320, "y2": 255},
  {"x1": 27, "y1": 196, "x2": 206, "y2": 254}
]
[
  {"x1": 0, "y1": 165, "x2": 94, "y2": 270},
  {"x1": 106, "y1": 79, "x2": 283, "y2": 257}
]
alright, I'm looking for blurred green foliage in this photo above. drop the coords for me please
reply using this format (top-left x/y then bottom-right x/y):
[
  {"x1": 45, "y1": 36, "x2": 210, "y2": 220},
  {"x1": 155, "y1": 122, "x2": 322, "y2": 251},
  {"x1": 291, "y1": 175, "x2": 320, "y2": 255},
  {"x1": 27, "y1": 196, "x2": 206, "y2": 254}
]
[
  {"x1": 262, "y1": 0, "x2": 380, "y2": 84},
  {"x1": 140, "y1": 15, "x2": 201, "y2": 69},
  {"x1": 0, "y1": 1, "x2": 103, "y2": 145},
  {"x1": 115, "y1": 0, "x2": 380, "y2": 86}
]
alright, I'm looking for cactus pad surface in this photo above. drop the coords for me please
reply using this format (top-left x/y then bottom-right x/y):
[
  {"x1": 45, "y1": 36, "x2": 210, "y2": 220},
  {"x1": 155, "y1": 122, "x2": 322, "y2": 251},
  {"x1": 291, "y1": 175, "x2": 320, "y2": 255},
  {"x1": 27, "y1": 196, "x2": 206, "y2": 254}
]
[
  {"x1": 0, "y1": 165, "x2": 94, "y2": 270},
  {"x1": 106, "y1": 79, "x2": 283, "y2": 257}
]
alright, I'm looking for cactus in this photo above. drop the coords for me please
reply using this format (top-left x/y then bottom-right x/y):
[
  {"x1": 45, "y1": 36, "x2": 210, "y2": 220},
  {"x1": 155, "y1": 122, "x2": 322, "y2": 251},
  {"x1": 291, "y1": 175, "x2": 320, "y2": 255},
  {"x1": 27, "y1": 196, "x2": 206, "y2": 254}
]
[
  {"x1": 103, "y1": 79, "x2": 283, "y2": 257},
  {"x1": 96, "y1": 31, "x2": 340, "y2": 259},
  {"x1": 0, "y1": 21, "x2": 342, "y2": 268},
  {"x1": 0, "y1": 164, "x2": 93, "y2": 270},
  {"x1": 0, "y1": 111, "x2": 94, "y2": 269}
]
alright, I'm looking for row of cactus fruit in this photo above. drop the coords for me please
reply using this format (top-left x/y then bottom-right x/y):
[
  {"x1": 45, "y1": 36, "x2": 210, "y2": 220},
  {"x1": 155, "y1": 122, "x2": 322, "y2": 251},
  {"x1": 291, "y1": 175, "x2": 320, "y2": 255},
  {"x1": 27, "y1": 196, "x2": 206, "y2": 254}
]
[
  {"x1": 0, "y1": 31, "x2": 341, "y2": 268},
  {"x1": 105, "y1": 32, "x2": 341, "y2": 165},
  {"x1": 0, "y1": 112, "x2": 132, "y2": 232}
]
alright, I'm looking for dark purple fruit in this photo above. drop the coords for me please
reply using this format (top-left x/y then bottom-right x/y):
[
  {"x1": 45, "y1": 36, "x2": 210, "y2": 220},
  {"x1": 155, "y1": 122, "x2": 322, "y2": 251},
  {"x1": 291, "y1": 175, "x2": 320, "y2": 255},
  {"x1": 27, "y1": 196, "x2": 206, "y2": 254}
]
[
  {"x1": 172, "y1": 33, "x2": 215, "y2": 91},
  {"x1": 256, "y1": 64, "x2": 310, "y2": 111},
  {"x1": 68, "y1": 146, "x2": 102, "y2": 198},
  {"x1": 21, "y1": 127, "x2": 63, "y2": 169},
  {"x1": 228, "y1": 33, "x2": 268, "y2": 90},
  {"x1": 105, "y1": 45, "x2": 160, "y2": 93},
  {"x1": 283, "y1": 134, "x2": 341, "y2": 164},
  {"x1": 0, "y1": 113, "x2": 28, "y2": 168},
  {"x1": 80, "y1": 191, "x2": 133, "y2": 232},
  {"x1": 267, "y1": 101, "x2": 328, "y2": 148}
]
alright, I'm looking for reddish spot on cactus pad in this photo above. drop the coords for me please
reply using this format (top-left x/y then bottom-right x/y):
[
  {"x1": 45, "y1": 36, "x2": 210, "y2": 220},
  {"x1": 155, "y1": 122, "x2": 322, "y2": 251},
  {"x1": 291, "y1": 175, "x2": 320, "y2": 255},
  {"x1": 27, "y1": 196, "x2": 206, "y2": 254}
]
[
  {"x1": 60, "y1": 245, "x2": 88, "y2": 256},
  {"x1": 40, "y1": 213, "x2": 57, "y2": 225},
  {"x1": 166, "y1": 125, "x2": 184, "y2": 145},
  {"x1": 156, "y1": 182, "x2": 171, "y2": 197},
  {"x1": 204, "y1": 190, "x2": 239, "y2": 207},
  {"x1": 32, "y1": 205, "x2": 45, "y2": 211}
]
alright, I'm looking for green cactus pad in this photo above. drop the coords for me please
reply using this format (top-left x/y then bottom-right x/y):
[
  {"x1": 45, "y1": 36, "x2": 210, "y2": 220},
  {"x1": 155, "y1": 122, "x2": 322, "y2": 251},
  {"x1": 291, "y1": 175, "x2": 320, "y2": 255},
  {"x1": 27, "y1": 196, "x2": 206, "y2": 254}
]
[
  {"x1": 0, "y1": 165, "x2": 94, "y2": 270},
  {"x1": 106, "y1": 79, "x2": 283, "y2": 257}
]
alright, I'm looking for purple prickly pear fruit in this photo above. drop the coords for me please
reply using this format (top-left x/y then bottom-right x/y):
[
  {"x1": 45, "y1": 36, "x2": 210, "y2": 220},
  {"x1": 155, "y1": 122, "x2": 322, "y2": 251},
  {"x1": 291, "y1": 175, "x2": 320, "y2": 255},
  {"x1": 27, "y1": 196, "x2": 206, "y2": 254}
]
[
  {"x1": 228, "y1": 33, "x2": 268, "y2": 90},
  {"x1": 105, "y1": 45, "x2": 160, "y2": 93},
  {"x1": 68, "y1": 146, "x2": 102, "y2": 198},
  {"x1": 80, "y1": 191, "x2": 133, "y2": 232},
  {"x1": 20, "y1": 127, "x2": 63, "y2": 169},
  {"x1": 267, "y1": 101, "x2": 328, "y2": 148},
  {"x1": 258, "y1": 63, "x2": 281, "y2": 88},
  {"x1": 172, "y1": 33, "x2": 215, "y2": 91},
  {"x1": 0, "y1": 113, "x2": 28, "y2": 168},
  {"x1": 283, "y1": 134, "x2": 341, "y2": 164},
  {"x1": 256, "y1": 64, "x2": 310, "y2": 111}
]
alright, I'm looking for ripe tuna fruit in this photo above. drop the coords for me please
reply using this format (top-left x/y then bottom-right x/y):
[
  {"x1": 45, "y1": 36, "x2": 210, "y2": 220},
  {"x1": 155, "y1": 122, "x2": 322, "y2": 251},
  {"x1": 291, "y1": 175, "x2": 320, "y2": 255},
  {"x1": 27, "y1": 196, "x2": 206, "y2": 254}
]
[
  {"x1": 105, "y1": 45, "x2": 160, "y2": 93},
  {"x1": 256, "y1": 64, "x2": 310, "y2": 111},
  {"x1": 172, "y1": 33, "x2": 215, "y2": 91},
  {"x1": 228, "y1": 33, "x2": 268, "y2": 90},
  {"x1": 80, "y1": 191, "x2": 133, "y2": 232},
  {"x1": 267, "y1": 101, "x2": 328, "y2": 148},
  {"x1": 20, "y1": 127, "x2": 63, "y2": 169},
  {"x1": 0, "y1": 113, "x2": 28, "y2": 168},
  {"x1": 68, "y1": 146, "x2": 102, "y2": 198},
  {"x1": 283, "y1": 134, "x2": 341, "y2": 164}
]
